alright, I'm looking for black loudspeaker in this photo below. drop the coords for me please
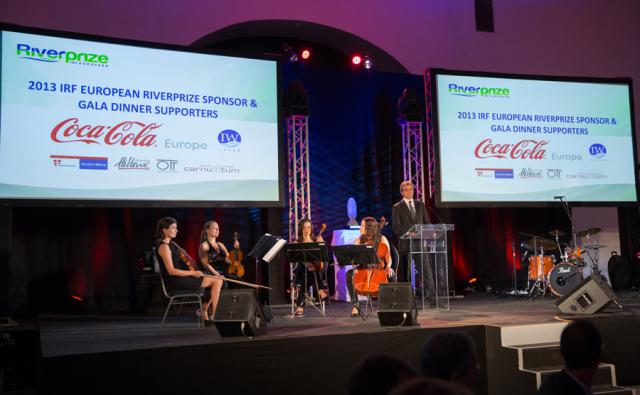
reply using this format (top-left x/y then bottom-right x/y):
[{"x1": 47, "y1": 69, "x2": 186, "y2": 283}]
[
  {"x1": 377, "y1": 283, "x2": 418, "y2": 326},
  {"x1": 213, "y1": 289, "x2": 267, "y2": 337},
  {"x1": 556, "y1": 273, "x2": 618, "y2": 315}
]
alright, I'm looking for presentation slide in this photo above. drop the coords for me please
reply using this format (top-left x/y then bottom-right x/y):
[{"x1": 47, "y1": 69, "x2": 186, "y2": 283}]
[
  {"x1": 434, "y1": 71, "x2": 637, "y2": 205},
  {"x1": 0, "y1": 28, "x2": 280, "y2": 205}
]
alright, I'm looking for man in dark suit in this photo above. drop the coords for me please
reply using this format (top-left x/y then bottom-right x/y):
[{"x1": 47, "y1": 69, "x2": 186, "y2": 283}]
[
  {"x1": 537, "y1": 320, "x2": 602, "y2": 395},
  {"x1": 392, "y1": 181, "x2": 431, "y2": 295}
]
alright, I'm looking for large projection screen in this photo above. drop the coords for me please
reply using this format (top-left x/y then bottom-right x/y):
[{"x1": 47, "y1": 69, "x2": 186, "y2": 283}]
[
  {"x1": 0, "y1": 26, "x2": 282, "y2": 207},
  {"x1": 431, "y1": 69, "x2": 638, "y2": 207}
]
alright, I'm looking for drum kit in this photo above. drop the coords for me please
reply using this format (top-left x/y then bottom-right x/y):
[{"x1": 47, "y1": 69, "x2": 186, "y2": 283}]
[{"x1": 520, "y1": 227, "x2": 605, "y2": 298}]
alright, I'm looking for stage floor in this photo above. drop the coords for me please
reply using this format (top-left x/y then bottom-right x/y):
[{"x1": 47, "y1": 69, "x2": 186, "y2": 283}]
[{"x1": 39, "y1": 291, "x2": 640, "y2": 358}]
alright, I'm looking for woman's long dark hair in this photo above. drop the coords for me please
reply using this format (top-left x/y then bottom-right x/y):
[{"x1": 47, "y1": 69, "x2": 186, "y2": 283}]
[
  {"x1": 296, "y1": 218, "x2": 315, "y2": 242},
  {"x1": 155, "y1": 216, "x2": 177, "y2": 244},
  {"x1": 358, "y1": 217, "x2": 379, "y2": 245}
]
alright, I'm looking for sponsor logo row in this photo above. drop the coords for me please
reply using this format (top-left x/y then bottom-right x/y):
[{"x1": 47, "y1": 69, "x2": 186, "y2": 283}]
[
  {"x1": 49, "y1": 118, "x2": 243, "y2": 150},
  {"x1": 474, "y1": 167, "x2": 606, "y2": 180},
  {"x1": 50, "y1": 155, "x2": 239, "y2": 174},
  {"x1": 474, "y1": 139, "x2": 607, "y2": 161}
]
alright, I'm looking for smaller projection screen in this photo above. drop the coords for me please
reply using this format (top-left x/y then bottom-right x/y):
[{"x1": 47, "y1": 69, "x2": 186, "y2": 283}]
[
  {"x1": 0, "y1": 25, "x2": 282, "y2": 207},
  {"x1": 431, "y1": 69, "x2": 638, "y2": 206}
]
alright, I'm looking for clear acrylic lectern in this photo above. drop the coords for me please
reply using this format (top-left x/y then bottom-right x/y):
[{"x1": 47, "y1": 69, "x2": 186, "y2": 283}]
[{"x1": 401, "y1": 224, "x2": 455, "y2": 311}]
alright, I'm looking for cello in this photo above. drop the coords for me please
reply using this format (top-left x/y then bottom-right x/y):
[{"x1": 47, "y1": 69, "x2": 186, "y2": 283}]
[{"x1": 353, "y1": 217, "x2": 389, "y2": 296}]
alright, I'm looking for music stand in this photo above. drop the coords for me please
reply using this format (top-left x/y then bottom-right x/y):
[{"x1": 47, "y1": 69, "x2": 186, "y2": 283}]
[
  {"x1": 333, "y1": 245, "x2": 378, "y2": 320},
  {"x1": 286, "y1": 242, "x2": 329, "y2": 316},
  {"x1": 248, "y1": 234, "x2": 287, "y2": 320}
]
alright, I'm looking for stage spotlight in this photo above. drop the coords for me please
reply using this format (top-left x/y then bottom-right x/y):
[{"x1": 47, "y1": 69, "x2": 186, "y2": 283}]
[
  {"x1": 300, "y1": 49, "x2": 311, "y2": 60},
  {"x1": 282, "y1": 43, "x2": 299, "y2": 63},
  {"x1": 351, "y1": 55, "x2": 362, "y2": 66},
  {"x1": 363, "y1": 55, "x2": 372, "y2": 70}
]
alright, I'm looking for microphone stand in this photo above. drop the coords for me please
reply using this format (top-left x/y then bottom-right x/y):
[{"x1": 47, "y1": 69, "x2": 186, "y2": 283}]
[
  {"x1": 556, "y1": 196, "x2": 598, "y2": 275},
  {"x1": 511, "y1": 239, "x2": 519, "y2": 297},
  {"x1": 556, "y1": 196, "x2": 578, "y2": 254},
  {"x1": 427, "y1": 205, "x2": 444, "y2": 224}
]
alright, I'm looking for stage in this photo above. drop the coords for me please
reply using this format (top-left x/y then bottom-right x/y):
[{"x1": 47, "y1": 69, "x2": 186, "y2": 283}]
[{"x1": 24, "y1": 292, "x2": 640, "y2": 394}]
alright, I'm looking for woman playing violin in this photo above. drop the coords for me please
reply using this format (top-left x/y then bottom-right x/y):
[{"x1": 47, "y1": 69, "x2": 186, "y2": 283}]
[
  {"x1": 155, "y1": 217, "x2": 223, "y2": 323},
  {"x1": 292, "y1": 218, "x2": 327, "y2": 316},
  {"x1": 346, "y1": 217, "x2": 393, "y2": 317},
  {"x1": 198, "y1": 221, "x2": 240, "y2": 286}
]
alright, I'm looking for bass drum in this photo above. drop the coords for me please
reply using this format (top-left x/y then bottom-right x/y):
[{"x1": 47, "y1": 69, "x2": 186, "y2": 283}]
[{"x1": 548, "y1": 263, "x2": 583, "y2": 297}]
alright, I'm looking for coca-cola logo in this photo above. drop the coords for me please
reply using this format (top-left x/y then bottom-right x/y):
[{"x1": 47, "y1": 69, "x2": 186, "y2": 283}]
[
  {"x1": 51, "y1": 118, "x2": 160, "y2": 146},
  {"x1": 474, "y1": 139, "x2": 547, "y2": 159}
]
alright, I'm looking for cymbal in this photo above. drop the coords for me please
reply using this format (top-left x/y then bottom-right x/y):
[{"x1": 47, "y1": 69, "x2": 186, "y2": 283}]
[
  {"x1": 584, "y1": 243, "x2": 607, "y2": 250},
  {"x1": 577, "y1": 227, "x2": 601, "y2": 238},
  {"x1": 548, "y1": 229, "x2": 565, "y2": 237},
  {"x1": 524, "y1": 238, "x2": 557, "y2": 251}
]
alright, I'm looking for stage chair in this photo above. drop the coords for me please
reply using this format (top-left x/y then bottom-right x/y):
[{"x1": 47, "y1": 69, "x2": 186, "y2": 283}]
[{"x1": 152, "y1": 247, "x2": 205, "y2": 327}]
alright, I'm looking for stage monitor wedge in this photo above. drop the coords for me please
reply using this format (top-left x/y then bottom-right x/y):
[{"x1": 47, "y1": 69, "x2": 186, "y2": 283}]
[
  {"x1": 213, "y1": 289, "x2": 267, "y2": 337},
  {"x1": 430, "y1": 68, "x2": 638, "y2": 207},
  {"x1": 0, "y1": 24, "x2": 282, "y2": 207},
  {"x1": 556, "y1": 273, "x2": 618, "y2": 315},
  {"x1": 377, "y1": 282, "x2": 418, "y2": 326}
]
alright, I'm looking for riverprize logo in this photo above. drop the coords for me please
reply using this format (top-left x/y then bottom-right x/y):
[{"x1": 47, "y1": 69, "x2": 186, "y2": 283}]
[
  {"x1": 448, "y1": 83, "x2": 510, "y2": 98},
  {"x1": 16, "y1": 43, "x2": 109, "y2": 66}
]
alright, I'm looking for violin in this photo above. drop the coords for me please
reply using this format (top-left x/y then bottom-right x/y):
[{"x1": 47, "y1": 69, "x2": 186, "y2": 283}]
[
  {"x1": 227, "y1": 232, "x2": 245, "y2": 278},
  {"x1": 171, "y1": 241, "x2": 201, "y2": 272},
  {"x1": 312, "y1": 223, "x2": 327, "y2": 272},
  {"x1": 170, "y1": 241, "x2": 269, "y2": 289},
  {"x1": 353, "y1": 217, "x2": 389, "y2": 296}
]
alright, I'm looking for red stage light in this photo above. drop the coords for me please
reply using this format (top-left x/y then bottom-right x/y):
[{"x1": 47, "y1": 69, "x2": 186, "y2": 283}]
[
  {"x1": 300, "y1": 49, "x2": 311, "y2": 60},
  {"x1": 71, "y1": 295, "x2": 83, "y2": 301},
  {"x1": 468, "y1": 277, "x2": 478, "y2": 284},
  {"x1": 351, "y1": 55, "x2": 362, "y2": 65}
]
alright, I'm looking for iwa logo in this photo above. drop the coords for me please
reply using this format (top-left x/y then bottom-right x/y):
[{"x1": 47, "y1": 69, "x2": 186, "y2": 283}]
[
  {"x1": 16, "y1": 43, "x2": 109, "y2": 66},
  {"x1": 588, "y1": 143, "x2": 606, "y2": 159},
  {"x1": 448, "y1": 83, "x2": 510, "y2": 98},
  {"x1": 217, "y1": 130, "x2": 242, "y2": 148}
]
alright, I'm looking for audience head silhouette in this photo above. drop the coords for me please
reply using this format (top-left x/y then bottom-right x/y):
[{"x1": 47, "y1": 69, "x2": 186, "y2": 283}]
[
  {"x1": 420, "y1": 331, "x2": 479, "y2": 390},
  {"x1": 348, "y1": 354, "x2": 416, "y2": 395}
]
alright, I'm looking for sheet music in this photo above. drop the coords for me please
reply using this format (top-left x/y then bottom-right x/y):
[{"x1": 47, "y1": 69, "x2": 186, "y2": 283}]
[{"x1": 263, "y1": 238, "x2": 287, "y2": 263}]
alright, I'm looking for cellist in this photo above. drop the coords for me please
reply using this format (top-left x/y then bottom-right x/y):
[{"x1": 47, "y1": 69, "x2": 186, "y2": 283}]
[{"x1": 346, "y1": 217, "x2": 393, "y2": 317}]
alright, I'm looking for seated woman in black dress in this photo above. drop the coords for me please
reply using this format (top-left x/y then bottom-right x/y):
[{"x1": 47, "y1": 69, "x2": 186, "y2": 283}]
[
  {"x1": 198, "y1": 220, "x2": 240, "y2": 287},
  {"x1": 292, "y1": 218, "x2": 327, "y2": 316},
  {"x1": 198, "y1": 221, "x2": 240, "y2": 286},
  {"x1": 155, "y1": 217, "x2": 223, "y2": 323}
]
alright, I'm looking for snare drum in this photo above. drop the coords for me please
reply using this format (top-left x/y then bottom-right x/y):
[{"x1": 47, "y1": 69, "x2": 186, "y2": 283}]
[
  {"x1": 528, "y1": 255, "x2": 554, "y2": 280},
  {"x1": 548, "y1": 263, "x2": 583, "y2": 296}
]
